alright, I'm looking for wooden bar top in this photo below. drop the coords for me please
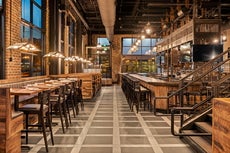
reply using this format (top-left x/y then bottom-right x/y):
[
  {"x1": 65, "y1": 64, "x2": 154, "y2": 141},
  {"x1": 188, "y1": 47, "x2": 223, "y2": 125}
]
[{"x1": 128, "y1": 74, "x2": 179, "y2": 86}]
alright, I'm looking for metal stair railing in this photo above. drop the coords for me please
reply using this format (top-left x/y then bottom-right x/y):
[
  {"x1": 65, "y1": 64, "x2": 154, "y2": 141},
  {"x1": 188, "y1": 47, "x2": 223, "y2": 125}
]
[
  {"x1": 169, "y1": 48, "x2": 230, "y2": 136},
  {"x1": 153, "y1": 48, "x2": 230, "y2": 115}
]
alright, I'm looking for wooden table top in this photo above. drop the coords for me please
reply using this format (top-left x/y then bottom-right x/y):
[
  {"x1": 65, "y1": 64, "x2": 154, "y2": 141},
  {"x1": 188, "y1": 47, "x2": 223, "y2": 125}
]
[{"x1": 10, "y1": 88, "x2": 42, "y2": 96}]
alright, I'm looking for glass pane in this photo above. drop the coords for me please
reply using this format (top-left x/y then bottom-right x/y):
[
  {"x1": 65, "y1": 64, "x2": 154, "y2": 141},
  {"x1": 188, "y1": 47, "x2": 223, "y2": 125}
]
[
  {"x1": 0, "y1": 0, "x2": 2, "y2": 7},
  {"x1": 122, "y1": 38, "x2": 132, "y2": 46},
  {"x1": 151, "y1": 39, "x2": 157, "y2": 46},
  {"x1": 98, "y1": 38, "x2": 110, "y2": 46},
  {"x1": 21, "y1": 54, "x2": 31, "y2": 77},
  {"x1": 22, "y1": 0, "x2": 30, "y2": 21},
  {"x1": 34, "y1": 0, "x2": 42, "y2": 6},
  {"x1": 133, "y1": 49, "x2": 142, "y2": 55},
  {"x1": 21, "y1": 24, "x2": 30, "y2": 39},
  {"x1": 32, "y1": 28, "x2": 42, "y2": 49},
  {"x1": 33, "y1": 53, "x2": 42, "y2": 76},
  {"x1": 122, "y1": 47, "x2": 130, "y2": 55},
  {"x1": 142, "y1": 38, "x2": 151, "y2": 46},
  {"x1": 142, "y1": 46, "x2": 151, "y2": 54},
  {"x1": 33, "y1": 4, "x2": 42, "y2": 28}
]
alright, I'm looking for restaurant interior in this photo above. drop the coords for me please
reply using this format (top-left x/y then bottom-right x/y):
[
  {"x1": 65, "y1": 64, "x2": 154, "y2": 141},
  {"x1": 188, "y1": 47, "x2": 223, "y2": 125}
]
[{"x1": 1, "y1": 0, "x2": 230, "y2": 153}]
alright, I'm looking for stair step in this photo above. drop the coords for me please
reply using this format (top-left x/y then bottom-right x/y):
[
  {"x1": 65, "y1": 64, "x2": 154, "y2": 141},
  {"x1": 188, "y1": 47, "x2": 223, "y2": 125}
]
[
  {"x1": 195, "y1": 122, "x2": 212, "y2": 133},
  {"x1": 183, "y1": 130, "x2": 212, "y2": 153}
]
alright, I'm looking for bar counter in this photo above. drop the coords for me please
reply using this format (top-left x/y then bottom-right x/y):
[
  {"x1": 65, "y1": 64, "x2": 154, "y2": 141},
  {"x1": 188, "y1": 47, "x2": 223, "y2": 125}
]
[{"x1": 123, "y1": 74, "x2": 201, "y2": 113}]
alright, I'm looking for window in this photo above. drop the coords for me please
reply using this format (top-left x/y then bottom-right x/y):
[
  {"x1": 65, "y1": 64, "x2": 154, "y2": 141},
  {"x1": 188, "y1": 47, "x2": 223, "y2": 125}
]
[
  {"x1": 22, "y1": 0, "x2": 31, "y2": 22},
  {"x1": 122, "y1": 38, "x2": 157, "y2": 55},
  {"x1": 68, "y1": 18, "x2": 76, "y2": 73},
  {"x1": 21, "y1": 0, "x2": 44, "y2": 77}
]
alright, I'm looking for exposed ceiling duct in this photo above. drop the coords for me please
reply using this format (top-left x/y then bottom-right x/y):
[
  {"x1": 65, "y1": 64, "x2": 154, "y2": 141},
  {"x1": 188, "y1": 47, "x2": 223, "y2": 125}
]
[{"x1": 97, "y1": 0, "x2": 116, "y2": 42}]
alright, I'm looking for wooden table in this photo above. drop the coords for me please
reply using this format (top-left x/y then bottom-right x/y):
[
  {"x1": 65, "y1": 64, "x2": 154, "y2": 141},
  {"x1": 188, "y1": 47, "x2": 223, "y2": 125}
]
[{"x1": 10, "y1": 88, "x2": 43, "y2": 111}]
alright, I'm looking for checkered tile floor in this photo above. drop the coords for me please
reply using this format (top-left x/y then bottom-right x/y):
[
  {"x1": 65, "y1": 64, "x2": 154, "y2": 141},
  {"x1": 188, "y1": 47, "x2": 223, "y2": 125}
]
[{"x1": 22, "y1": 85, "x2": 195, "y2": 153}]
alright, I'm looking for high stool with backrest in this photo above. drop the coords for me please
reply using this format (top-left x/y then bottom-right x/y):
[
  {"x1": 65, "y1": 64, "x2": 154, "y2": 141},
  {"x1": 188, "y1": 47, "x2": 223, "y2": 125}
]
[
  {"x1": 18, "y1": 90, "x2": 54, "y2": 152},
  {"x1": 50, "y1": 85, "x2": 69, "y2": 133},
  {"x1": 74, "y1": 79, "x2": 83, "y2": 112},
  {"x1": 65, "y1": 81, "x2": 77, "y2": 118}
]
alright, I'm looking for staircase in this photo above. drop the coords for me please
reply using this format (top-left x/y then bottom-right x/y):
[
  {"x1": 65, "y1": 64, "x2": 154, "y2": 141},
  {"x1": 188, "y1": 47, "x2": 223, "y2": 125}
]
[
  {"x1": 182, "y1": 110, "x2": 212, "y2": 153},
  {"x1": 169, "y1": 48, "x2": 230, "y2": 153}
]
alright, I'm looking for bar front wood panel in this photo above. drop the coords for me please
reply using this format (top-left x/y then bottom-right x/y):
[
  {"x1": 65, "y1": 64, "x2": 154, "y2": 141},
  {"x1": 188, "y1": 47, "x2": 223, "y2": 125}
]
[
  {"x1": 0, "y1": 88, "x2": 23, "y2": 153},
  {"x1": 212, "y1": 98, "x2": 230, "y2": 153},
  {"x1": 141, "y1": 81, "x2": 178, "y2": 110}
]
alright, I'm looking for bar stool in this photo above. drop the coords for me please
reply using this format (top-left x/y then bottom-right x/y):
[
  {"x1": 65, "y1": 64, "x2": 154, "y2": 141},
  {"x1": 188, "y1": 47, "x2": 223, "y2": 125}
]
[
  {"x1": 73, "y1": 79, "x2": 83, "y2": 114},
  {"x1": 139, "y1": 86, "x2": 151, "y2": 111},
  {"x1": 19, "y1": 90, "x2": 54, "y2": 152},
  {"x1": 133, "y1": 82, "x2": 151, "y2": 113},
  {"x1": 65, "y1": 81, "x2": 77, "y2": 118},
  {"x1": 50, "y1": 85, "x2": 69, "y2": 133}
]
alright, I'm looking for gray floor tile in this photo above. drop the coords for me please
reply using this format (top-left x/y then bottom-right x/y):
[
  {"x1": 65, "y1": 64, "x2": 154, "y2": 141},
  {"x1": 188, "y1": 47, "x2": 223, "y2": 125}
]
[
  {"x1": 149, "y1": 128, "x2": 172, "y2": 135},
  {"x1": 94, "y1": 116, "x2": 113, "y2": 120},
  {"x1": 161, "y1": 147, "x2": 195, "y2": 153},
  {"x1": 79, "y1": 147, "x2": 113, "y2": 153},
  {"x1": 51, "y1": 136, "x2": 78, "y2": 144},
  {"x1": 83, "y1": 136, "x2": 113, "y2": 144},
  {"x1": 91, "y1": 121, "x2": 113, "y2": 127},
  {"x1": 120, "y1": 136, "x2": 150, "y2": 144},
  {"x1": 22, "y1": 136, "x2": 42, "y2": 144},
  {"x1": 119, "y1": 122, "x2": 142, "y2": 127},
  {"x1": 119, "y1": 116, "x2": 138, "y2": 121},
  {"x1": 155, "y1": 136, "x2": 187, "y2": 144},
  {"x1": 120, "y1": 128, "x2": 145, "y2": 135},
  {"x1": 143, "y1": 116, "x2": 164, "y2": 121},
  {"x1": 55, "y1": 128, "x2": 82, "y2": 134},
  {"x1": 68, "y1": 122, "x2": 86, "y2": 127},
  {"x1": 121, "y1": 147, "x2": 154, "y2": 153},
  {"x1": 145, "y1": 122, "x2": 170, "y2": 127},
  {"x1": 119, "y1": 112, "x2": 136, "y2": 116},
  {"x1": 88, "y1": 128, "x2": 113, "y2": 134},
  {"x1": 95, "y1": 112, "x2": 113, "y2": 116},
  {"x1": 38, "y1": 147, "x2": 73, "y2": 153}
]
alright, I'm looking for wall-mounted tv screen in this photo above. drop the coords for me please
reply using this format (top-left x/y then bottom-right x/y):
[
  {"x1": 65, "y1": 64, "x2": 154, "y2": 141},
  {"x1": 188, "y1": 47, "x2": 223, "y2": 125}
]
[{"x1": 192, "y1": 44, "x2": 223, "y2": 62}]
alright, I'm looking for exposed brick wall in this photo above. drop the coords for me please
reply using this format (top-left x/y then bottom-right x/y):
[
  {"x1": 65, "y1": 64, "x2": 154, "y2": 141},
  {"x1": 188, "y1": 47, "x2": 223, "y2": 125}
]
[{"x1": 4, "y1": 0, "x2": 22, "y2": 79}]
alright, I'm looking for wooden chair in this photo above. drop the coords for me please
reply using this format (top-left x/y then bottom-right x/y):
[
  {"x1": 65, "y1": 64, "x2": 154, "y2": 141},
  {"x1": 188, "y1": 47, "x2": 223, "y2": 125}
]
[
  {"x1": 50, "y1": 85, "x2": 69, "y2": 133},
  {"x1": 19, "y1": 90, "x2": 54, "y2": 152}
]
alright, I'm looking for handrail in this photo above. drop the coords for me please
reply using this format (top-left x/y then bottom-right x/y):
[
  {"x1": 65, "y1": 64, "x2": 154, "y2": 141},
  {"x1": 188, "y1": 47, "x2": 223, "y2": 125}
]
[
  {"x1": 170, "y1": 96, "x2": 213, "y2": 136},
  {"x1": 180, "y1": 48, "x2": 230, "y2": 83},
  {"x1": 165, "y1": 49, "x2": 230, "y2": 108}
]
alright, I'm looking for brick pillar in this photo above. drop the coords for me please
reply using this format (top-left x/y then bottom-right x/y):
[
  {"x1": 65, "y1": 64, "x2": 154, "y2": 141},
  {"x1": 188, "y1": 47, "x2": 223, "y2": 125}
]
[{"x1": 4, "y1": 0, "x2": 22, "y2": 79}]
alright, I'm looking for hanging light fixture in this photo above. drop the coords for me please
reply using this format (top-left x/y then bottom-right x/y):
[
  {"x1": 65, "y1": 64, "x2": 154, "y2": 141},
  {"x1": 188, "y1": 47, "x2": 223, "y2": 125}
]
[
  {"x1": 144, "y1": 22, "x2": 152, "y2": 35},
  {"x1": 43, "y1": 51, "x2": 65, "y2": 58},
  {"x1": 6, "y1": 42, "x2": 41, "y2": 52}
]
